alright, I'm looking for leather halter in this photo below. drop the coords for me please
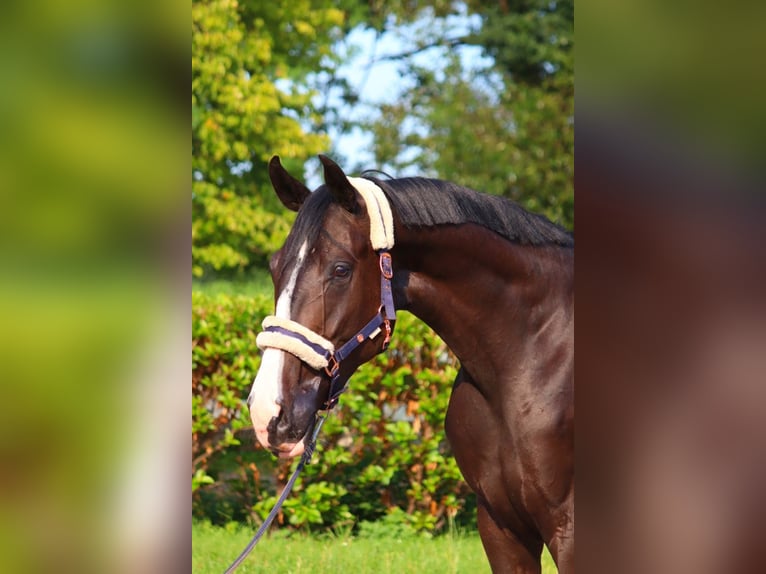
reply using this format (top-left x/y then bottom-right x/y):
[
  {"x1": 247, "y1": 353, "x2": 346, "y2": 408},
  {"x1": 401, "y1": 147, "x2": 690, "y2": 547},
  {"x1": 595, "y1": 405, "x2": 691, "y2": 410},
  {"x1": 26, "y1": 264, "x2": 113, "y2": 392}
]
[
  {"x1": 256, "y1": 178, "x2": 396, "y2": 410},
  {"x1": 260, "y1": 250, "x2": 394, "y2": 409}
]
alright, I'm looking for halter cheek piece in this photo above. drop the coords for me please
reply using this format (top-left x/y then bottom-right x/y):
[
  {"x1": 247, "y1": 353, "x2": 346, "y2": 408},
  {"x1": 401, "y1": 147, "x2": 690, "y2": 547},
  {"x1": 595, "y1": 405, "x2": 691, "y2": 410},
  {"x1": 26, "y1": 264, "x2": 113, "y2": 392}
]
[{"x1": 255, "y1": 177, "x2": 396, "y2": 410}]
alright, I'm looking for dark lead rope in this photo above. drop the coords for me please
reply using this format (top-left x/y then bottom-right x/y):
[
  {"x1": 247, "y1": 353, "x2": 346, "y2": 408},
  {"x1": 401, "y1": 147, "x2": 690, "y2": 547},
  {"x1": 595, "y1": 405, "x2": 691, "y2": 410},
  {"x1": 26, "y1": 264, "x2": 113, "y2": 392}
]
[{"x1": 222, "y1": 413, "x2": 327, "y2": 574}]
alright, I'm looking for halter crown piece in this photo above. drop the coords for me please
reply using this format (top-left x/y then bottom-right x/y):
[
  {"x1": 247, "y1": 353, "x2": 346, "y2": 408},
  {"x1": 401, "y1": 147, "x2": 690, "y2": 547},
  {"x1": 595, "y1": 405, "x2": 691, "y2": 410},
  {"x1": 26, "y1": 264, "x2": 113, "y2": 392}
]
[{"x1": 255, "y1": 177, "x2": 396, "y2": 410}]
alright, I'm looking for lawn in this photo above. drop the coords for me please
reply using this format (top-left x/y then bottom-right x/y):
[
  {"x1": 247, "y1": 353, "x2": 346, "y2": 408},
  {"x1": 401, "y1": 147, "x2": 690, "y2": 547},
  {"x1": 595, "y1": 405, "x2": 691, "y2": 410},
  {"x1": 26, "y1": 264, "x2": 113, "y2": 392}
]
[
  {"x1": 192, "y1": 268, "x2": 272, "y2": 298},
  {"x1": 192, "y1": 522, "x2": 557, "y2": 574}
]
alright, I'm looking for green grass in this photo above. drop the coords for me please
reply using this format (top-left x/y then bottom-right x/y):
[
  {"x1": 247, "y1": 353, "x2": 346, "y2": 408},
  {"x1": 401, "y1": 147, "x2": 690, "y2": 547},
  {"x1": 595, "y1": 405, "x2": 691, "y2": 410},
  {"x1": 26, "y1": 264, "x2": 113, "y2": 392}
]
[
  {"x1": 192, "y1": 268, "x2": 273, "y2": 298},
  {"x1": 192, "y1": 522, "x2": 557, "y2": 574}
]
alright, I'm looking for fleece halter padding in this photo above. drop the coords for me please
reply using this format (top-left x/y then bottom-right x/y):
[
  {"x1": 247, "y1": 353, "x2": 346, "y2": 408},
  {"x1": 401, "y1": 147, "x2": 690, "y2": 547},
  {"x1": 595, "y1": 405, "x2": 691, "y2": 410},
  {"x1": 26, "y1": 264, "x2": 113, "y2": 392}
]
[
  {"x1": 256, "y1": 178, "x2": 395, "y2": 399},
  {"x1": 255, "y1": 316, "x2": 334, "y2": 371},
  {"x1": 347, "y1": 176, "x2": 394, "y2": 250}
]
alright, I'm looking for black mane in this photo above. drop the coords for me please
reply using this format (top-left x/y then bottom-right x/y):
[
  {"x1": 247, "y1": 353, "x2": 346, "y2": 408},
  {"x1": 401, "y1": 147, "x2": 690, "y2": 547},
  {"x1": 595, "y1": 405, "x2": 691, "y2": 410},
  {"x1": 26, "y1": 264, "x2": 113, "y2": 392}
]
[
  {"x1": 282, "y1": 176, "x2": 573, "y2": 267},
  {"x1": 372, "y1": 177, "x2": 573, "y2": 247}
]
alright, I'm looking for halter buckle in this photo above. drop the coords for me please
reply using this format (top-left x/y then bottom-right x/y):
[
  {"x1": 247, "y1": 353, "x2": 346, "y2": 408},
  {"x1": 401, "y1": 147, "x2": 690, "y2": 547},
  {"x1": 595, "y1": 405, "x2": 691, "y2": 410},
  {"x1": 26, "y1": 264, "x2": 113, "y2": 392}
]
[
  {"x1": 379, "y1": 252, "x2": 393, "y2": 279},
  {"x1": 381, "y1": 318, "x2": 392, "y2": 350},
  {"x1": 324, "y1": 355, "x2": 339, "y2": 378}
]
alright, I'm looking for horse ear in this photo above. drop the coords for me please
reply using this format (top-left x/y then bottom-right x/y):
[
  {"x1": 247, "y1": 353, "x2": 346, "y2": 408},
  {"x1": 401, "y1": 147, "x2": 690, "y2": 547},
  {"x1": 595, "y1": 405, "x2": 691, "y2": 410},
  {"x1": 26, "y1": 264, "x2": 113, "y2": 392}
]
[
  {"x1": 269, "y1": 156, "x2": 311, "y2": 212},
  {"x1": 319, "y1": 154, "x2": 358, "y2": 213}
]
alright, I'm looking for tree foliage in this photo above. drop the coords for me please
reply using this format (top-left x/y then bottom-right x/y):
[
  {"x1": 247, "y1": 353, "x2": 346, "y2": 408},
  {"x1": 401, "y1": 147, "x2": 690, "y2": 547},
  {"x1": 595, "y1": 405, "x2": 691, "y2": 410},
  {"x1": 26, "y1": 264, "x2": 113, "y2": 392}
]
[
  {"x1": 192, "y1": 0, "x2": 345, "y2": 277},
  {"x1": 362, "y1": 0, "x2": 574, "y2": 228},
  {"x1": 192, "y1": 1, "x2": 573, "y2": 278}
]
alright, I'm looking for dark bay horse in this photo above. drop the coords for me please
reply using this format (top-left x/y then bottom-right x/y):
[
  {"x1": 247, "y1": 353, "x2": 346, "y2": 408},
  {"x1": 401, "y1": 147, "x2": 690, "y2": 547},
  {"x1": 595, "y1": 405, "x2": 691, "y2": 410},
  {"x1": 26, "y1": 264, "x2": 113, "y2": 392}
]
[{"x1": 248, "y1": 155, "x2": 574, "y2": 573}]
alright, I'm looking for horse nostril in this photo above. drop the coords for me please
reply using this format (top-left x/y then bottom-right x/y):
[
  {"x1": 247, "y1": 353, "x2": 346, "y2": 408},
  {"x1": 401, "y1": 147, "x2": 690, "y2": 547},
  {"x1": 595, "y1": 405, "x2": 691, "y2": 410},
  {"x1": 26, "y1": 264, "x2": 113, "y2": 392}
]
[{"x1": 267, "y1": 413, "x2": 281, "y2": 436}]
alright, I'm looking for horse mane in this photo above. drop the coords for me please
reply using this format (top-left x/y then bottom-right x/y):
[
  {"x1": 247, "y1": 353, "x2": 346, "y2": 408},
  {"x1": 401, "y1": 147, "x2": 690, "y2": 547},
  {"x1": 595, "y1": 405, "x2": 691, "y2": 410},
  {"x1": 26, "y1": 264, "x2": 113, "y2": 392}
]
[
  {"x1": 281, "y1": 176, "x2": 573, "y2": 266},
  {"x1": 371, "y1": 177, "x2": 574, "y2": 248}
]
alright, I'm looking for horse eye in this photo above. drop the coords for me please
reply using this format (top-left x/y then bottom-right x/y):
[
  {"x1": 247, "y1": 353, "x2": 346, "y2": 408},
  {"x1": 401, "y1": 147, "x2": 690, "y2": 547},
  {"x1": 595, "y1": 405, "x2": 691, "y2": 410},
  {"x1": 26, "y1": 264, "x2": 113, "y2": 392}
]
[{"x1": 332, "y1": 263, "x2": 351, "y2": 279}]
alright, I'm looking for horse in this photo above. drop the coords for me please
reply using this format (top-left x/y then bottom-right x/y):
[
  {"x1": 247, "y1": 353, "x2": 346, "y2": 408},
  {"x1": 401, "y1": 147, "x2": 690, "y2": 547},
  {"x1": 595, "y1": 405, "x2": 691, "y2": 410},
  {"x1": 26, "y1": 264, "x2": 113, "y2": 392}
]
[{"x1": 247, "y1": 155, "x2": 574, "y2": 573}]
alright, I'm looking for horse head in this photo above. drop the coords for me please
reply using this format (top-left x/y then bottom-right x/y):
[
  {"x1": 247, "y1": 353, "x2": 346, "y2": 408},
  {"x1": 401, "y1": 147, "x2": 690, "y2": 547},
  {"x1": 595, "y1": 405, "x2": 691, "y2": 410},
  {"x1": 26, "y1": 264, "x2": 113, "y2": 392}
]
[{"x1": 248, "y1": 155, "x2": 395, "y2": 458}]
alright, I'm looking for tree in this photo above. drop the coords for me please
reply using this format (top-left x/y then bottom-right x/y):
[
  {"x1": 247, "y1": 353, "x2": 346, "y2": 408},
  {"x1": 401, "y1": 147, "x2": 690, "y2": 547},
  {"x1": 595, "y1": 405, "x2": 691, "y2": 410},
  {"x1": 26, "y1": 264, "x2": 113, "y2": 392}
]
[
  {"x1": 359, "y1": 0, "x2": 573, "y2": 228},
  {"x1": 192, "y1": 0, "x2": 345, "y2": 277},
  {"x1": 192, "y1": 0, "x2": 574, "y2": 280}
]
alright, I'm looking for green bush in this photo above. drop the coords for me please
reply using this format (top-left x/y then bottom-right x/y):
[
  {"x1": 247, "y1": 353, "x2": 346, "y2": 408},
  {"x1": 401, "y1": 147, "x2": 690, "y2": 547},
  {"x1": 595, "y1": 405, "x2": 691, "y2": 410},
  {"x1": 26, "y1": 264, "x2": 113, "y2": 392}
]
[{"x1": 192, "y1": 292, "x2": 476, "y2": 534}]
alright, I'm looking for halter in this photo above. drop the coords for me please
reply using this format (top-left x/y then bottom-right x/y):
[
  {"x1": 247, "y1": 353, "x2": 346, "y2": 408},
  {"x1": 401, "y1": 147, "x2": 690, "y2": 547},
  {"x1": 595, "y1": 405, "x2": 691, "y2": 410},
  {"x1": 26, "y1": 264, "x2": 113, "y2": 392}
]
[{"x1": 255, "y1": 177, "x2": 396, "y2": 410}]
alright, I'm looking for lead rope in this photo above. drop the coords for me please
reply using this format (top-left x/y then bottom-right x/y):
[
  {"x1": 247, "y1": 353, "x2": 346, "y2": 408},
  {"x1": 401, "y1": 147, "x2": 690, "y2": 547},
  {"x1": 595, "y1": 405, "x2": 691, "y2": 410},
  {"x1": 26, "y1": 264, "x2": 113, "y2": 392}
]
[{"x1": 222, "y1": 412, "x2": 328, "y2": 574}]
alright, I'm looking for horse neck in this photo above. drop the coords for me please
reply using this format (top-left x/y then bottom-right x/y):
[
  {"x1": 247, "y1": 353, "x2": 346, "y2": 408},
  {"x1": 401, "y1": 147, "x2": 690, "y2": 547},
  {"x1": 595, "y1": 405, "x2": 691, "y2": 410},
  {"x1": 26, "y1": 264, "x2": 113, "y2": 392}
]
[{"x1": 392, "y1": 223, "x2": 573, "y2": 381}]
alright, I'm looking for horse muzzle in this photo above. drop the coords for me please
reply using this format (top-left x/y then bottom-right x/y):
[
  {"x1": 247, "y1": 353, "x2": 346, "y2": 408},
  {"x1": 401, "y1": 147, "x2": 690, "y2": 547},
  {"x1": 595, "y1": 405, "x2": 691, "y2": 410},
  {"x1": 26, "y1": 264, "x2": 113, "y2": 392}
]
[{"x1": 263, "y1": 410, "x2": 312, "y2": 458}]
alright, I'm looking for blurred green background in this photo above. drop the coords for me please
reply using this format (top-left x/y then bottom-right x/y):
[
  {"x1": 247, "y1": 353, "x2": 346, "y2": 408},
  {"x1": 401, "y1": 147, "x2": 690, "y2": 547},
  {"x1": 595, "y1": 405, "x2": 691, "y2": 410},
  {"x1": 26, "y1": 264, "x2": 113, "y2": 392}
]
[{"x1": 0, "y1": 0, "x2": 187, "y2": 572}]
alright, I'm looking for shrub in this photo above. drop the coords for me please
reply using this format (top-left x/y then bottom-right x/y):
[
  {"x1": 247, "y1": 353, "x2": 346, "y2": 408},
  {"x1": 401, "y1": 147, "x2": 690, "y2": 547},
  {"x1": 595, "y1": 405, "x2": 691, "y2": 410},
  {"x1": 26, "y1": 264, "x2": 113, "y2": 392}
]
[{"x1": 192, "y1": 292, "x2": 476, "y2": 534}]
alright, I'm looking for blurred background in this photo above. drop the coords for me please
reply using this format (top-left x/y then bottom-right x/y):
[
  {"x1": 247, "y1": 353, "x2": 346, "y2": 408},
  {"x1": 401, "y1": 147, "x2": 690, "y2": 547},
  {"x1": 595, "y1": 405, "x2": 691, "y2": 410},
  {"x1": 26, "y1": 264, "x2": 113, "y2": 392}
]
[
  {"x1": 576, "y1": 2, "x2": 766, "y2": 573},
  {"x1": 0, "y1": 0, "x2": 187, "y2": 572}
]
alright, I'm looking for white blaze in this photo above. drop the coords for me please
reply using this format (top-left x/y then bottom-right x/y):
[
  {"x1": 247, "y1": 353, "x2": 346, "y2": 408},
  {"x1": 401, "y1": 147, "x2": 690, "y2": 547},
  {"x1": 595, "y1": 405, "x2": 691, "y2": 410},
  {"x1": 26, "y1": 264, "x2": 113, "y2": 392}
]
[{"x1": 249, "y1": 242, "x2": 308, "y2": 448}]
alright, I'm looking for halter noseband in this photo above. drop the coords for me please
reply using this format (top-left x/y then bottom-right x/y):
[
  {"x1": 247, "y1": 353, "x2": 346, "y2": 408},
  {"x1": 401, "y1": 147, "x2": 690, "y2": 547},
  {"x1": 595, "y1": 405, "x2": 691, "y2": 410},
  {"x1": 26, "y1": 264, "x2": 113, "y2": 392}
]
[{"x1": 255, "y1": 177, "x2": 396, "y2": 410}]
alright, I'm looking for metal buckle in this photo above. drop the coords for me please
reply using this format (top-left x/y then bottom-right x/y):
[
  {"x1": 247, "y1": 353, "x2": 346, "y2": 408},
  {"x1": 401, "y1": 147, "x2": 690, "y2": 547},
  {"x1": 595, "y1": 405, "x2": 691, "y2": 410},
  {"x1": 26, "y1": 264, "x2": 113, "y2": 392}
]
[
  {"x1": 324, "y1": 395, "x2": 339, "y2": 410},
  {"x1": 324, "y1": 355, "x2": 339, "y2": 378},
  {"x1": 379, "y1": 252, "x2": 393, "y2": 279},
  {"x1": 381, "y1": 318, "x2": 392, "y2": 350}
]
